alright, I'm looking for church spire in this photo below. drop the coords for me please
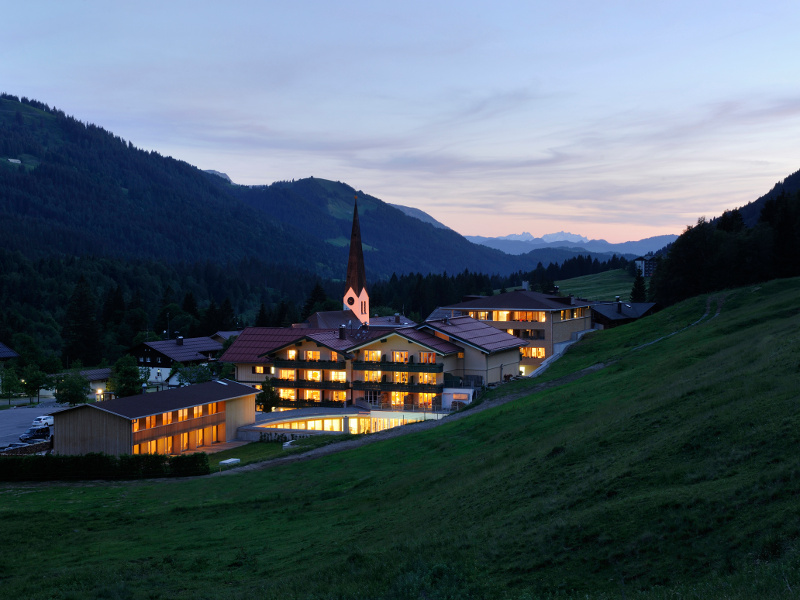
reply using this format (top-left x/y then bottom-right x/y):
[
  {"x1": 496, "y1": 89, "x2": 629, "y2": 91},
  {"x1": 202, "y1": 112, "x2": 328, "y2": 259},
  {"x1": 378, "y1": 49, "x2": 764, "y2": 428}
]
[{"x1": 343, "y1": 197, "x2": 369, "y2": 323}]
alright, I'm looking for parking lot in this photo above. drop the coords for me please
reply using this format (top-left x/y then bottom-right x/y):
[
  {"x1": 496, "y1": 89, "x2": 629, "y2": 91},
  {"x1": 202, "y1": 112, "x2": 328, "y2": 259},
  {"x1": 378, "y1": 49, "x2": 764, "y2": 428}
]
[{"x1": 0, "y1": 401, "x2": 64, "y2": 447}]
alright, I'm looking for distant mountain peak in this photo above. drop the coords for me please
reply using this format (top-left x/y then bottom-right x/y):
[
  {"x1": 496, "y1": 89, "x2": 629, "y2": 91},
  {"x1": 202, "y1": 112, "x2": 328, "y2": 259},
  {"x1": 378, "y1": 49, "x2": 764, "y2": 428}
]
[
  {"x1": 204, "y1": 169, "x2": 232, "y2": 183},
  {"x1": 540, "y1": 231, "x2": 590, "y2": 243}
]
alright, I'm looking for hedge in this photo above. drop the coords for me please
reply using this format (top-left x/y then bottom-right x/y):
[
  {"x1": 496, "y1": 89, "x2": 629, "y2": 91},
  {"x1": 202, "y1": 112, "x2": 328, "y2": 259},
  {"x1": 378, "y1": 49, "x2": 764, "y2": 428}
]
[{"x1": 0, "y1": 452, "x2": 210, "y2": 481}]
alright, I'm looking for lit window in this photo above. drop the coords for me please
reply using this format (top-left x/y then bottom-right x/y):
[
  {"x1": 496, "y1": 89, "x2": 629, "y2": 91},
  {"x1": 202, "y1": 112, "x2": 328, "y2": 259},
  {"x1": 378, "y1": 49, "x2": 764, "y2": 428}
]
[
  {"x1": 193, "y1": 406, "x2": 203, "y2": 418},
  {"x1": 254, "y1": 384, "x2": 263, "y2": 390},
  {"x1": 364, "y1": 370, "x2": 382, "y2": 382},
  {"x1": 254, "y1": 366, "x2": 265, "y2": 374},
  {"x1": 306, "y1": 370, "x2": 322, "y2": 382},
  {"x1": 418, "y1": 393, "x2": 434, "y2": 409},
  {"x1": 132, "y1": 419, "x2": 140, "y2": 432},
  {"x1": 521, "y1": 347, "x2": 546, "y2": 359},
  {"x1": 419, "y1": 352, "x2": 436, "y2": 364},
  {"x1": 287, "y1": 349, "x2": 297, "y2": 360},
  {"x1": 331, "y1": 351, "x2": 338, "y2": 362},
  {"x1": 305, "y1": 389, "x2": 321, "y2": 401},
  {"x1": 394, "y1": 372, "x2": 409, "y2": 384},
  {"x1": 392, "y1": 351, "x2": 408, "y2": 363},
  {"x1": 279, "y1": 369, "x2": 295, "y2": 380},
  {"x1": 419, "y1": 372, "x2": 437, "y2": 385},
  {"x1": 279, "y1": 388, "x2": 296, "y2": 400},
  {"x1": 132, "y1": 444, "x2": 140, "y2": 454},
  {"x1": 162, "y1": 412, "x2": 173, "y2": 425},
  {"x1": 391, "y1": 392, "x2": 405, "y2": 407},
  {"x1": 364, "y1": 350, "x2": 381, "y2": 362},
  {"x1": 306, "y1": 350, "x2": 320, "y2": 361},
  {"x1": 332, "y1": 390, "x2": 347, "y2": 401},
  {"x1": 145, "y1": 415, "x2": 157, "y2": 429},
  {"x1": 178, "y1": 409, "x2": 188, "y2": 422},
  {"x1": 330, "y1": 371, "x2": 346, "y2": 382}
]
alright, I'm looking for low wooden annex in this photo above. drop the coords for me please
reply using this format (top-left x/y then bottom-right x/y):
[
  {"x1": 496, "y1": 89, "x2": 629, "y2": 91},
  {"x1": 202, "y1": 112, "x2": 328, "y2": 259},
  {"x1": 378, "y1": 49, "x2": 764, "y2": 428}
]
[{"x1": 51, "y1": 379, "x2": 256, "y2": 456}]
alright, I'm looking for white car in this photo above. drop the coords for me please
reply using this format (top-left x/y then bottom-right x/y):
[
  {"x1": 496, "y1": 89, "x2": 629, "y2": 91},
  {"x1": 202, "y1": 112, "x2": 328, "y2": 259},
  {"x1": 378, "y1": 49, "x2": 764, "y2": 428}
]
[{"x1": 31, "y1": 415, "x2": 54, "y2": 427}]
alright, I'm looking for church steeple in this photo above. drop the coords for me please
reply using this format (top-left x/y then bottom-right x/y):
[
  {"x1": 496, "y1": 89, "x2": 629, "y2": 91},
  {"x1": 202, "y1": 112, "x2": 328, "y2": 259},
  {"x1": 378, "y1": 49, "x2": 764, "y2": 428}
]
[{"x1": 343, "y1": 197, "x2": 370, "y2": 323}]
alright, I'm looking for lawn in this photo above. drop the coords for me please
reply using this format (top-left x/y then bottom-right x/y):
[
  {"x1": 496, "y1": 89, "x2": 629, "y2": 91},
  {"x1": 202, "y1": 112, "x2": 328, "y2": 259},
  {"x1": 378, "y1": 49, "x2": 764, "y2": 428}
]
[
  {"x1": 2, "y1": 277, "x2": 800, "y2": 599},
  {"x1": 555, "y1": 268, "x2": 635, "y2": 301}
]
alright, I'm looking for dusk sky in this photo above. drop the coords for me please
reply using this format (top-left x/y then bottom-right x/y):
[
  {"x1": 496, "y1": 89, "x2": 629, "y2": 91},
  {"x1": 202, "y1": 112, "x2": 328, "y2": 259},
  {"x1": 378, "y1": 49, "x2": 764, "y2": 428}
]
[{"x1": 4, "y1": 1, "x2": 800, "y2": 242}]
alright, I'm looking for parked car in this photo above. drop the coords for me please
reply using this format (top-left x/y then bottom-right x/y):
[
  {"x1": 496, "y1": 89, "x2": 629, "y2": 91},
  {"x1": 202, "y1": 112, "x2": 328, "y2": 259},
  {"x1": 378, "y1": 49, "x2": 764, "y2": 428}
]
[
  {"x1": 19, "y1": 426, "x2": 51, "y2": 444},
  {"x1": 31, "y1": 415, "x2": 54, "y2": 427}
]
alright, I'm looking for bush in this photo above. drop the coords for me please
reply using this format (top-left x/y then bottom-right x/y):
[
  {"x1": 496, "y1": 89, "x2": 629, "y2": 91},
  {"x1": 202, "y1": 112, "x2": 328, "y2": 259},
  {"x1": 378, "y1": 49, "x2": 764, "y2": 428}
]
[{"x1": 0, "y1": 451, "x2": 209, "y2": 481}]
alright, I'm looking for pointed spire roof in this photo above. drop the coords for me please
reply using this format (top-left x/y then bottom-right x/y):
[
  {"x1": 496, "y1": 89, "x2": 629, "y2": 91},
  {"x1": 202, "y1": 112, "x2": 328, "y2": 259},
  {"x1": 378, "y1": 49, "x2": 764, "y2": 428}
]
[{"x1": 345, "y1": 198, "x2": 367, "y2": 295}]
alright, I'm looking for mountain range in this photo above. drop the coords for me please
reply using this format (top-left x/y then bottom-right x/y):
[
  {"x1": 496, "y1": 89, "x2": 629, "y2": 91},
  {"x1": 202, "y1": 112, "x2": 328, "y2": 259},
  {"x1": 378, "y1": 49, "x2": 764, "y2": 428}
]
[{"x1": 0, "y1": 94, "x2": 636, "y2": 282}]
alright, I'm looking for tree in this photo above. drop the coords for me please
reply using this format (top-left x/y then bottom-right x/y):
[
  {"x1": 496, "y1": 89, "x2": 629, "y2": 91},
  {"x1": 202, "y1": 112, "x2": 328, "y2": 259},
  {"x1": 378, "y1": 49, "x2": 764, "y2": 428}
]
[
  {"x1": 256, "y1": 380, "x2": 280, "y2": 413},
  {"x1": 54, "y1": 371, "x2": 90, "y2": 405},
  {"x1": 21, "y1": 364, "x2": 52, "y2": 404},
  {"x1": 630, "y1": 269, "x2": 647, "y2": 303},
  {"x1": 62, "y1": 276, "x2": 101, "y2": 367},
  {"x1": 177, "y1": 364, "x2": 213, "y2": 385},
  {"x1": 1, "y1": 366, "x2": 22, "y2": 406},
  {"x1": 254, "y1": 303, "x2": 270, "y2": 327},
  {"x1": 109, "y1": 355, "x2": 146, "y2": 397}
]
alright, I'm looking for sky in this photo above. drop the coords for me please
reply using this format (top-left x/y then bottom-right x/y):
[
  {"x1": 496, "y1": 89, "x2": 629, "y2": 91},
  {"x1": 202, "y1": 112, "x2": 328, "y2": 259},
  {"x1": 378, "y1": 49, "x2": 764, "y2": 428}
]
[{"x1": 3, "y1": 1, "x2": 800, "y2": 243}]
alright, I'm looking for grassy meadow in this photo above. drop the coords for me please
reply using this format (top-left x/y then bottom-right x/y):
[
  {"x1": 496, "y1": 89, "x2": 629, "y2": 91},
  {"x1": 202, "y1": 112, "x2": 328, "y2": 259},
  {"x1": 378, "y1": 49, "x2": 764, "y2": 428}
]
[
  {"x1": 555, "y1": 268, "x2": 635, "y2": 301},
  {"x1": 2, "y1": 278, "x2": 800, "y2": 599}
]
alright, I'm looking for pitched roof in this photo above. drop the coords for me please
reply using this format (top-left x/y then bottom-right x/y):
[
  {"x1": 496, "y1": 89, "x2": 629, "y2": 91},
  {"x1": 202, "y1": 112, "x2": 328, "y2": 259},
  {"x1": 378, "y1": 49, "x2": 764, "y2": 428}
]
[
  {"x1": 213, "y1": 331, "x2": 242, "y2": 340},
  {"x1": 55, "y1": 367, "x2": 112, "y2": 382},
  {"x1": 53, "y1": 379, "x2": 256, "y2": 420},
  {"x1": 294, "y1": 309, "x2": 360, "y2": 329},
  {"x1": 391, "y1": 327, "x2": 462, "y2": 355},
  {"x1": 591, "y1": 302, "x2": 657, "y2": 321},
  {"x1": 420, "y1": 316, "x2": 527, "y2": 354},
  {"x1": 442, "y1": 290, "x2": 591, "y2": 312},
  {"x1": 141, "y1": 337, "x2": 223, "y2": 363},
  {"x1": 219, "y1": 327, "x2": 319, "y2": 363},
  {"x1": 344, "y1": 199, "x2": 367, "y2": 295},
  {"x1": 369, "y1": 314, "x2": 418, "y2": 328},
  {"x1": 0, "y1": 341, "x2": 19, "y2": 360}
]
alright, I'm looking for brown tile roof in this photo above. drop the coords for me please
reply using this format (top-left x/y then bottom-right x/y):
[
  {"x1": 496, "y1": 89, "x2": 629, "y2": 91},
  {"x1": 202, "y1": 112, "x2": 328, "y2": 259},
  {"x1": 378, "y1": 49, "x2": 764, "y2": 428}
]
[
  {"x1": 219, "y1": 327, "x2": 318, "y2": 363},
  {"x1": 442, "y1": 290, "x2": 591, "y2": 312},
  {"x1": 392, "y1": 327, "x2": 462, "y2": 355},
  {"x1": 142, "y1": 337, "x2": 223, "y2": 363},
  {"x1": 294, "y1": 310, "x2": 360, "y2": 329},
  {"x1": 52, "y1": 379, "x2": 256, "y2": 420},
  {"x1": 420, "y1": 316, "x2": 527, "y2": 354}
]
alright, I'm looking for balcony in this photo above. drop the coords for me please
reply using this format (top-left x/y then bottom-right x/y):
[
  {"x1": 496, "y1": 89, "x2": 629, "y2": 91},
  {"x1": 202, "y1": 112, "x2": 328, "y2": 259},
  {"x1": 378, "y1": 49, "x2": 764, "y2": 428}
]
[
  {"x1": 273, "y1": 378, "x2": 349, "y2": 390},
  {"x1": 351, "y1": 381, "x2": 443, "y2": 394},
  {"x1": 274, "y1": 399, "x2": 346, "y2": 409},
  {"x1": 132, "y1": 412, "x2": 225, "y2": 444},
  {"x1": 272, "y1": 359, "x2": 346, "y2": 370},
  {"x1": 352, "y1": 360, "x2": 443, "y2": 373}
]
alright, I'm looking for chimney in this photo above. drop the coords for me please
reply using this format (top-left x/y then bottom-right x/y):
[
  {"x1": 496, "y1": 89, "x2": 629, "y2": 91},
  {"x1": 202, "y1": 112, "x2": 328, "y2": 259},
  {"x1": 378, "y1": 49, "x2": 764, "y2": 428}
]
[
  {"x1": 616, "y1": 296, "x2": 622, "y2": 314},
  {"x1": 569, "y1": 294, "x2": 575, "y2": 305},
  {"x1": 394, "y1": 313, "x2": 400, "y2": 324},
  {"x1": 521, "y1": 280, "x2": 529, "y2": 291},
  {"x1": 339, "y1": 325, "x2": 346, "y2": 340},
  {"x1": 176, "y1": 336, "x2": 184, "y2": 346}
]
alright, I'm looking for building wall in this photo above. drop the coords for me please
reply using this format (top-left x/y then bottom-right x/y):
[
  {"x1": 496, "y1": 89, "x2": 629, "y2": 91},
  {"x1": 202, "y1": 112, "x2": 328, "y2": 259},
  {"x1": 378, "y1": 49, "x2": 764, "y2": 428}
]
[
  {"x1": 53, "y1": 405, "x2": 132, "y2": 456},
  {"x1": 236, "y1": 363, "x2": 271, "y2": 385},
  {"x1": 225, "y1": 395, "x2": 256, "y2": 441}
]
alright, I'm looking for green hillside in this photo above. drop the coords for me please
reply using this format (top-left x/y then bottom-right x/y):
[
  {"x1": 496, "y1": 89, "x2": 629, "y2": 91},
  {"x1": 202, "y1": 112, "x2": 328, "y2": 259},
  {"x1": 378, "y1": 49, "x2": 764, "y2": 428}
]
[
  {"x1": 555, "y1": 268, "x2": 635, "y2": 301},
  {"x1": 3, "y1": 277, "x2": 800, "y2": 598}
]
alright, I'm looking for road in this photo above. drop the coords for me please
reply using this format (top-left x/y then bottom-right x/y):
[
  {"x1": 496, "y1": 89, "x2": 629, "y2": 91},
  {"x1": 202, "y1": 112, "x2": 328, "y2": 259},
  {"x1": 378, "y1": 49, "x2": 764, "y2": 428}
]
[{"x1": 0, "y1": 401, "x2": 65, "y2": 446}]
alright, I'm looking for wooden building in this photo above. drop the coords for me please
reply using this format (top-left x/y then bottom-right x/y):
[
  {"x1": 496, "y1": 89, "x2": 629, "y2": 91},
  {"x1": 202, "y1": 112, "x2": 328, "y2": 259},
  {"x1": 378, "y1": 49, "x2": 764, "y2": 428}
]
[{"x1": 51, "y1": 379, "x2": 256, "y2": 456}]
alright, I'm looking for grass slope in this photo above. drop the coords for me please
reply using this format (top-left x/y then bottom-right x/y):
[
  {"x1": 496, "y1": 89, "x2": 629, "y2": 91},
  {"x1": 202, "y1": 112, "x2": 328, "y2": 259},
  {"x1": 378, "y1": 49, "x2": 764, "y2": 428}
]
[
  {"x1": 555, "y1": 268, "x2": 635, "y2": 301},
  {"x1": 2, "y1": 278, "x2": 800, "y2": 599}
]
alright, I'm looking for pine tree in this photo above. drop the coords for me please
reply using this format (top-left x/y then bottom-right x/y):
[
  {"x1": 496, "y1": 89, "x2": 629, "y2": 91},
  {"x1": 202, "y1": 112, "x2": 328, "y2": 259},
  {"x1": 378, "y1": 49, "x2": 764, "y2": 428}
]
[
  {"x1": 62, "y1": 276, "x2": 101, "y2": 367},
  {"x1": 630, "y1": 269, "x2": 647, "y2": 303}
]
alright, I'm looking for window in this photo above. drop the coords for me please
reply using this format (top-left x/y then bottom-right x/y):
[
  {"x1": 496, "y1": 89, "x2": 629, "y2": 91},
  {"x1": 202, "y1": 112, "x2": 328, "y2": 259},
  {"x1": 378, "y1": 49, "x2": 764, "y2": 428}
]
[
  {"x1": 180, "y1": 433, "x2": 188, "y2": 452},
  {"x1": 305, "y1": 350, "x2": 320, "y2": 361},
  {"x1": 361, "y1": 300, "x2": 366, "y2": 315},
  {"x1": 254, "y1": 384, "x2": 263, "y2": 390},
  {"x1": 391, "y1": 392, "x2": 405, "y2": 407},
  {"x1": 279, "y1": 388, "x2": 296, "y2": 400},
  {"x1": 469, "y1": 311, "x2": 489, "y2": 321},
  {"x1": 392, "y1": 351, "x2": 408, "y2": 363},
  {"x1": 253, "y1": 365, "x2": 265, "y2": 374},
  {"x1": 419, "y1": 352, "x2": 436, "y2": 364},
  {"x1": 193, "y1": 406, "x2": 203, "y2": 418},
  {"x1": 206, "y1": 403, "x2": 218, "y2": 415},
  {"x1": 418, "y1": 393, "x2": 434, "y2": 409},
  {"x1": 287, "y1": 349, "x2": 297, "y2": 360},
  {"x1": 178, "y1": 409, "x2": 188, "y2": 422},
  {"x1": 330, "y1": 351, "x2": 338, "y2": 362},
  {"x1": 364, "y1": 370, "x2": 382, "y2": 382},
  {"x1": 330, "y1": 371, "x2": 346, "y2": 382},
  {"x1": 394, "y1": 372, "x2": 409, "y2": 384},
  {"x1": 145, "y1": 415, "x2": 157, "y2": 429},
  {"x1": 521, "y1": 347, "x2": 546, "y2": 359},
  {"x1": 419, "y1": 372, "x2": 437, "y2": 385},
  {"x1": 494, "y1": 311, "x2": 510, "y2": 321},
  {"x1": 132, "y1": 419, "x2": 140, "y2": 432},
  {"x1": 164, "y1": 437, "x2": 173, "y2": 454},
  {"x1": 279, "y1": 369, "x2": 295, "y2": 380},
  {"x1": 364, "y1": 350, "x2": 381, "y2": 362},
  {"x1": 305, "y1": 389, "x2": 321, "y2": 401},
  {"x1": 162, "y1": 412, "x2": 173, "y2": 425},
  {"x1": 306, "y1": 370, "x2": 322, "y2": 382},
  {"x1": 332, "y1": 390, "x2": 347, "y2": 401},
  {"x1": 365, "y1": 390, "x2": 380, "y2": 405},
  {"x1": 197, "y1": 428, "x2": 204, "y2": 447}
]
